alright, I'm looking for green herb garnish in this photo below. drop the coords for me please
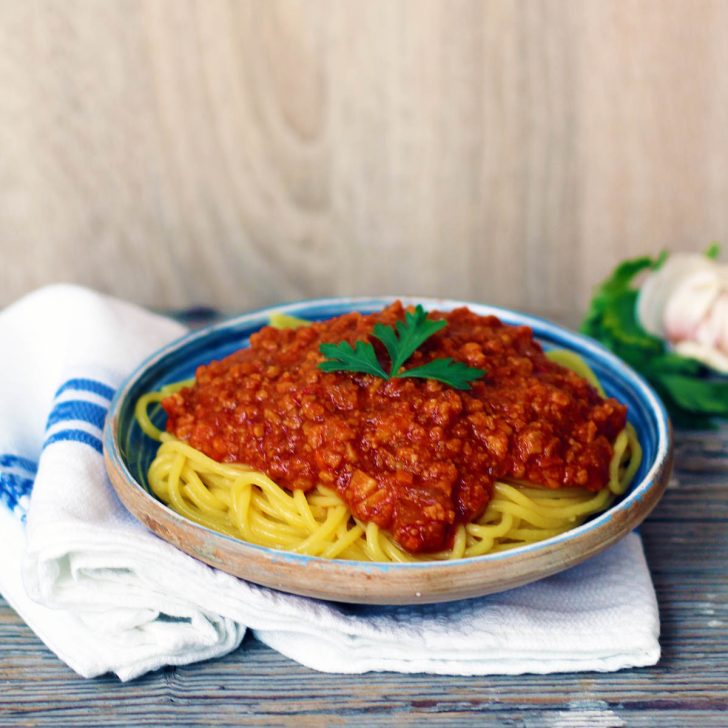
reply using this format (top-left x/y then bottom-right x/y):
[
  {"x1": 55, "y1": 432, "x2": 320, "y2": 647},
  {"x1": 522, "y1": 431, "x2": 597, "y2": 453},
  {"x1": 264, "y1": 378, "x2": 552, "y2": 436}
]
[
  {"x1": 319, "y1": 340, "x2": 390, "y2": 379},
  {"x1": 581, "y1": 251, "x2": 728, "y2": 428},
  {"x1": 319, "y1": 305, "x2": 485, "y2": 390}
]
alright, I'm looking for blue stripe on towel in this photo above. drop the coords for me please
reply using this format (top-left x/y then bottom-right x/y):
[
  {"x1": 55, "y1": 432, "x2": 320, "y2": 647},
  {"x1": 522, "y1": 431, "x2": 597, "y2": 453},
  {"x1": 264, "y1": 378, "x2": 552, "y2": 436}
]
[
  {"x1": 0, "y1": 471, "x2": 34, "y2": 516},
  {"x1": 43, "y1": 377, "x2": 114, "y2": 455},
  {"x1": 45, "y1": 400, "x2": 107, "y2": 432},
  {"x1": 54, "y1": 378, "x2": 115, "y2": 401},
  {"x1": 0, "y1": 454, "x2": 38, "y2": 474},
  {"x1": 44, "y1": 429, "x2": 103, "y2": 454}
]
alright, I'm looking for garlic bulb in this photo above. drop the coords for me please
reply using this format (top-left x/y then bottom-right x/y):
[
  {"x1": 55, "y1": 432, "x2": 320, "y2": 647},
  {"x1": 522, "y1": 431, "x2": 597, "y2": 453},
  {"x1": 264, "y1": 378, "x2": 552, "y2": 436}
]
[{"x1": 637, "y1": 254, "x2": 728, "y2": 374}]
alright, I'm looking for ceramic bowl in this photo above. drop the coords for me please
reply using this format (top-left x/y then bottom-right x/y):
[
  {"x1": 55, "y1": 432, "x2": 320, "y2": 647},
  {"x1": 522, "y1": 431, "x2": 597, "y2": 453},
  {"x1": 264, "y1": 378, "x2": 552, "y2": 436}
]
[{"x1": 103, "y1": 297, "x2": 673, "y2": 605}]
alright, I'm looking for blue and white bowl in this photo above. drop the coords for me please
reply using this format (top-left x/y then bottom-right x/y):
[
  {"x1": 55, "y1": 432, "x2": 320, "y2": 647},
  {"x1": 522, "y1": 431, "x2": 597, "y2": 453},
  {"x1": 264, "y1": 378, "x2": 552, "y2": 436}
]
[{"x1": 104, "y1": 297, "x2": 673, "y2": 604}]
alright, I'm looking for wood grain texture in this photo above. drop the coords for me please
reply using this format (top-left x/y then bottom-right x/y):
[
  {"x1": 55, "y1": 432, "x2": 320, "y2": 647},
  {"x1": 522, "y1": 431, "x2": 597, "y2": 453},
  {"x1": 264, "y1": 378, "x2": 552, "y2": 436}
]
[
  {"x1": 2, "y1": 0, "x2": 728, "y2": 321},
  {"x1": 1, "y1": 424, "x2": 727, "y2": 725}
]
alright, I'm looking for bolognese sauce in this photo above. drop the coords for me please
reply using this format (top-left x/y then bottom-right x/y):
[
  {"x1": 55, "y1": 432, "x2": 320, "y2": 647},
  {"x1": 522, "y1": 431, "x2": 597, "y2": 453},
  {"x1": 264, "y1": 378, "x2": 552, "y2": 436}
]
[{"x1": 162, "y1": 303, "x2": 626, "y2": 553}]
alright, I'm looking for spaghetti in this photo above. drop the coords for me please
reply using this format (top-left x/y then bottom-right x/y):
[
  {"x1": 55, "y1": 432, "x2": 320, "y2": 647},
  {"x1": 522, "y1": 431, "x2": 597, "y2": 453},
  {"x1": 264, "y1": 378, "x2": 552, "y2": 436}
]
[{"x1": 135, "y1": 350, "x2": 642, "y2": 563}]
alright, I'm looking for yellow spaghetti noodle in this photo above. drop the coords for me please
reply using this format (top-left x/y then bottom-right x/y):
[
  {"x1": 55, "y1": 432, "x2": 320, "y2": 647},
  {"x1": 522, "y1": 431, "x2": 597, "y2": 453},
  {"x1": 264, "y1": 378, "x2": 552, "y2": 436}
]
[{"x1": 135, "y1": 350, "x2": 641, "y2": 562}]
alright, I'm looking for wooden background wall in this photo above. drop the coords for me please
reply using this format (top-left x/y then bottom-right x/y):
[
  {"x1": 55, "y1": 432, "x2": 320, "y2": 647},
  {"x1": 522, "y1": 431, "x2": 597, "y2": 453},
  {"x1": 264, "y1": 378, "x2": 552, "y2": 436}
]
[{"x1": 2, "y1": 0, "x2": 728, "y2": 324}]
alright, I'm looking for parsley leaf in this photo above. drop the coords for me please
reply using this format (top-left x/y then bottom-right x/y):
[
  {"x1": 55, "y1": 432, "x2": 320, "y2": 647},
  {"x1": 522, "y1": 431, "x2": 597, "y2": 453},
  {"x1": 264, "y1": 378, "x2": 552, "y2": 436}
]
[
  {"x1": 394, "y1": 358, "x2": 485, "y2": 390},
  {"x1": 319, "y1": 341, "x2": 388, "y2": 379},
  {"x1": 373, "y1": 306, "x2": 447, "y2": 375},
  {"x1": 318, "y1": 305, "x2": 486, "y2": 390}
]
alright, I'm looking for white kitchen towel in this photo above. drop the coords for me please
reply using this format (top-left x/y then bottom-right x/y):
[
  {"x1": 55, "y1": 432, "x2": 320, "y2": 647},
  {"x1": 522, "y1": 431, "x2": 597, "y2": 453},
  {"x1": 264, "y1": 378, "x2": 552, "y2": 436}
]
[{"x1": 0, "y1": 285, "x2": 661, "y2": 681}]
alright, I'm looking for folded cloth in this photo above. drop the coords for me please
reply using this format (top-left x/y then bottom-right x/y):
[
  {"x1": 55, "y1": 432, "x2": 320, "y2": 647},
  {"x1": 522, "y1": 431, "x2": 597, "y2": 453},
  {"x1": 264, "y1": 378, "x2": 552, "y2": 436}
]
[{"x1": 0, "y1": 285, "x2": 661, "y2": 680}]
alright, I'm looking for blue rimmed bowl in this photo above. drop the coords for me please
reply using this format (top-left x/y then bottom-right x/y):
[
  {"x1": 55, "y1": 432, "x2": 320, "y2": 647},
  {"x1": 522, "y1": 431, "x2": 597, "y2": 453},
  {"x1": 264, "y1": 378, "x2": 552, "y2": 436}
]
[{"x1": 103, "y1": 297, "x2": 673, "y2": 605}]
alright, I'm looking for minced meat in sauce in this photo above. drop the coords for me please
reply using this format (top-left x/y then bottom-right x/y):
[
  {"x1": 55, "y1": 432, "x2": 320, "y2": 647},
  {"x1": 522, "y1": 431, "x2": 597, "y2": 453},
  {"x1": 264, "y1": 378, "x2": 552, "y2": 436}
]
[{"x1": 162, "y1": 303, "x2": 626, "y2": 553}]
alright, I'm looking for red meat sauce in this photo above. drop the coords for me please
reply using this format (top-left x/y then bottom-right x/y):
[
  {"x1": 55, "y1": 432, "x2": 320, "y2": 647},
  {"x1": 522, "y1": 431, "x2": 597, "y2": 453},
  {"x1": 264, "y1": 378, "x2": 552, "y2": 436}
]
[{"x1": 162, "y1": 303, "x2": 627, "y2": 554}]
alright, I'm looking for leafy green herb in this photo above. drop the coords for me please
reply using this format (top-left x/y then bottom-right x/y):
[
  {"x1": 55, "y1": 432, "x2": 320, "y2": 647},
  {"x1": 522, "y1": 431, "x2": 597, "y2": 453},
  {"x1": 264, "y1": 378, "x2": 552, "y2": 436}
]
[
  {"x1": 581, "y1": 252, "x2": 728, "y2": 428},
  {"x1": 319, "y1": 305, "x2": 485, "y2": 390},
  {"x1": 392, "y1": 357, "x2": 485, "y2": 389},
  {"x1": 373, "y1": 305, "x2": 447, "y2": 376},
  {"x1": 319, "y1": 341, "x2": 388, "y2": 379}
]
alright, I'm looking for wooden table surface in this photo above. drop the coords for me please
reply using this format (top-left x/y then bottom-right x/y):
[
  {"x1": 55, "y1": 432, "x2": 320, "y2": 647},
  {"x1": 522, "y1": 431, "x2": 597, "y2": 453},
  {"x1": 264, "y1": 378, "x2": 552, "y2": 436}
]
[{"x1": 1, "y1": 426, "x2": 726, "y2": 726}]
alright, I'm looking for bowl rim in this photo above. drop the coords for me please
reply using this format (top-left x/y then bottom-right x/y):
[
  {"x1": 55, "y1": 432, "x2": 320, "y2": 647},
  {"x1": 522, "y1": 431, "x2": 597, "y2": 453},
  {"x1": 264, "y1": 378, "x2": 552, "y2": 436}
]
[{"x1": 104, "y1": 295, "x2": 672, "y2": 579}]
